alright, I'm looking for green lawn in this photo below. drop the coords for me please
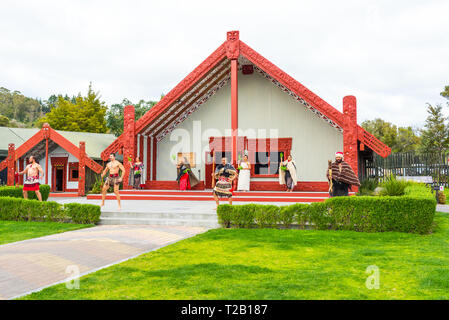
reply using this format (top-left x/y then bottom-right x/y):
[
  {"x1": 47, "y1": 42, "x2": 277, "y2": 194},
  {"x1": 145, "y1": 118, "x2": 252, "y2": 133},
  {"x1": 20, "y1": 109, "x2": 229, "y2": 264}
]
[
  {"x1": 0, "y1": 221, "x2": 93, "y2": 245},
  {"x1": 22, "y1": 212, "x2": 449, "y2": 300}
]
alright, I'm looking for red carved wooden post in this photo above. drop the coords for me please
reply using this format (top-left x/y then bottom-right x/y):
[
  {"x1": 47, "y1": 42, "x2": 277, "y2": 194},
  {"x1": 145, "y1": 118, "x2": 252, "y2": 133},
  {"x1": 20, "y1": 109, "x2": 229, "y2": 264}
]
[
  {"x1": 343, "y1": 95, "x2": 359, "y2": 191},
  {"x1": 146, "y1": 136, "x2": 151, "y2": 181},
  {"x1": 42, "y1": 123, "x2": 51, "y2": 185},
  {"x1": 19, "y1": 158, "x2": 24, "y2": 185},
  {"x1": 123, "y1": 105, "x2": 136, "y2": 189},
  {"x1": 152, "y1": 136, "x2": 157, "y2": 180},
  {"x1": 226, "y1": 30, "x2": 240, "y2": 168},
  {"x1": 7, "y1": 143, "x2": 15, "y2": 186},
  {"x1": 78, "y1": 141, "x2": 86, "y2": 196}
]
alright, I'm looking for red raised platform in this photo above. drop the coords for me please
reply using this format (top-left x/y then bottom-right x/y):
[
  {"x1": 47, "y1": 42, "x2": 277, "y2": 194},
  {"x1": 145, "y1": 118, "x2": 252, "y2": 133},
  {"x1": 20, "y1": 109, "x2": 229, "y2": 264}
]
[
  {"x1": 86, "y1": 190, "x2": 355, "y2": 203},
  {"x1": 49, "y1": 192, "x2": 79, "y2": 198}
]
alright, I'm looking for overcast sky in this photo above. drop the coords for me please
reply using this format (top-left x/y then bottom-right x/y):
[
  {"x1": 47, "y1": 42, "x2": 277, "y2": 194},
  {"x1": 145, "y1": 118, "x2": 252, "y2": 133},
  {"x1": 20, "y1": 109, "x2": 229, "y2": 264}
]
[{"x1": 1, "y1": 0, "x2": 448, "y2": 128}]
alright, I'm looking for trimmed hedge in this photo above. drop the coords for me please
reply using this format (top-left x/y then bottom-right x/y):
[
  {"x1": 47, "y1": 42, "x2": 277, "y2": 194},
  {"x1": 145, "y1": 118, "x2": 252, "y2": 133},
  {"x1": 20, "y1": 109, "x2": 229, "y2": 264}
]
[
  {"x1": 0, "y1": 185, "x2": 51, "y2": 201},
  {"x1": 217, "y1": 196, "x2": 436, "y2": 234},
  {"x1": 0, "y1": 197, "x2": 100, "y2": 224}
]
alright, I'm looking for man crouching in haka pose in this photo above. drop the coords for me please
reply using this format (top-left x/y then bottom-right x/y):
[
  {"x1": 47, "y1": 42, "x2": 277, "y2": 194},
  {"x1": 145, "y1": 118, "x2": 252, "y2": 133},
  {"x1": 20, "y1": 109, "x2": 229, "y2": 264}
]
[
  {"x1": 101, "y1": 153, "x2": 125, "y2": 210},
  {"x1": 16, "y1": 156, "x2": 44, "y2": 201},
  {"x1": 213, "y1": 157, "x2": 238, "y2": 209}
]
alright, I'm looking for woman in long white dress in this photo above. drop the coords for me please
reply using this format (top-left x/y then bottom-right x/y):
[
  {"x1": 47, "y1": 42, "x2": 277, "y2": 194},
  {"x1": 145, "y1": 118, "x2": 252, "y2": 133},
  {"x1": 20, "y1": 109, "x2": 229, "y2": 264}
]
[{"x1": 237, "y1": 155, "x2": 251, "y2": 191}]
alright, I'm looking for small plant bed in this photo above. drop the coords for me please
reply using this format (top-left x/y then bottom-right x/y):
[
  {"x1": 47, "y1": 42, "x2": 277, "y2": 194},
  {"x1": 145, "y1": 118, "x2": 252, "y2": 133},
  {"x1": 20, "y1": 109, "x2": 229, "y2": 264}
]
[
  {"x1": 217, "y1": 193, "x2": 436, "y2": 234},
  {"x1": 20, "y1": 211, "x2": 449, "y2": 300},
  {"x1": 0, "y1": 221, "x2": 92, "y2": 245},
  {"x1": 0, "y1": 197, "x2": 101, "y2": 224},
  {"x1": 0, "y1": 185, "x2": 50, "y2": 201}
]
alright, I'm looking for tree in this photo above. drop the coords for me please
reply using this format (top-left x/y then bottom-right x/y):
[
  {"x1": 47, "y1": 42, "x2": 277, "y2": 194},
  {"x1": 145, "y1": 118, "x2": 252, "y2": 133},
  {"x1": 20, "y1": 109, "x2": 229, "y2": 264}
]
[
  {"x1": 419, "y1": 103, "x2": 449, "y2": 154},
  {"x1": 396, "y1": 126, "x2": 421, "y2": 152},
  {"x1": 106, "y1": 97, "x2": 160, "y2": 136},
  {"x1": 362, "y1": 118, "x2": 398, "y2": 150},
  {"x1": 0, "y1": 87, "x2": 43, "y2": 127},
  {"x1": 38, "y1": 84, "x2": 108, "y2": 133},
  {"x1": 441, "y1": 85, "x2": 449, "y2": 100},
  {"x1": 0, "y1": 115, "x2": 10, "y2": 126},
  {"x1": 361, "y1": 118, "x2": 421, "y2": 153}
]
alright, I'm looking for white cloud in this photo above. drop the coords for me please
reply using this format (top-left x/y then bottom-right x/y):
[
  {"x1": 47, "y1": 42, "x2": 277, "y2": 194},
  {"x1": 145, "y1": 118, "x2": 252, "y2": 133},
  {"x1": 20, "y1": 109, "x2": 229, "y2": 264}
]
[{"x1": 0, "y1": 0, "x2": 448, "y2": 127}]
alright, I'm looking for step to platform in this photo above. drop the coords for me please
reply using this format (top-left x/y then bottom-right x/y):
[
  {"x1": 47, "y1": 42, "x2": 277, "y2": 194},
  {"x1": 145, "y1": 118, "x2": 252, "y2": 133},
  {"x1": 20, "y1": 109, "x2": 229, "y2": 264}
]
[
  {"x1": 87, "y1": 190, "x2": 354, "y2": 203},
  {"x1": 98, "y1": 211, "x2": 219, "y2": 228},
  {"x1": 49, "y1": 192, "x2": 79, "y2": 198}
]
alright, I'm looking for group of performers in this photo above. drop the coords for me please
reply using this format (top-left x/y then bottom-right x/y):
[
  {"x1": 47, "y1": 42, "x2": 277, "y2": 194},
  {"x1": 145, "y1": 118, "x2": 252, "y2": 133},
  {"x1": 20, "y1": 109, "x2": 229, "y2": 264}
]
[{"x1": 14, "y1": 150, "x2": 360, "y2": 210}]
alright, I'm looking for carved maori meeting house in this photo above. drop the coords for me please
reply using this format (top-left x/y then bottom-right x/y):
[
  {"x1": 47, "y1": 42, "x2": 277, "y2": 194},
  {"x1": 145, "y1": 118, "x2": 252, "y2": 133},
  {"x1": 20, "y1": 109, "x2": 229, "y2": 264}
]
[
  {"x1": 101, "y1": 30, "x2": 390, "y2": 192},
  {"x1": 0, "y1": 124, "x2": 116, "y2": 196}
]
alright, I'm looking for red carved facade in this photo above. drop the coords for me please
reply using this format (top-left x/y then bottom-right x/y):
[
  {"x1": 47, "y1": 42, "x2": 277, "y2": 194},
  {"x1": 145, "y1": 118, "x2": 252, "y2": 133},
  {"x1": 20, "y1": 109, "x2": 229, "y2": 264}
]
[
  {"x1": 0, "y1": 124, "x2": 102, "y2": 194},
  {"x1": 7, "y1": 144, "x2": 15, "y2": 185},
  {"x1": 99, "y1": 31, "x2": 391, "y2": 192},
  {"x1": 122, "y1": 105, "x2": 135, "y2": 189},
  {"x1": 342, "y1": 96, "x2": 358, "y2": 191},
  {"x1": 78, "y1": 142, "x2": 86, "y2": 196}
]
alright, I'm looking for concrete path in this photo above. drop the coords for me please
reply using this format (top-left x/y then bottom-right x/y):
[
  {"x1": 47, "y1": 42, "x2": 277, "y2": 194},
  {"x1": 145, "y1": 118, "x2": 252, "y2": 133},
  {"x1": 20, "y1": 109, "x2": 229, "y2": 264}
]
[{"x1": 0, "y1": 225, "x2": 207, "y2": 300}]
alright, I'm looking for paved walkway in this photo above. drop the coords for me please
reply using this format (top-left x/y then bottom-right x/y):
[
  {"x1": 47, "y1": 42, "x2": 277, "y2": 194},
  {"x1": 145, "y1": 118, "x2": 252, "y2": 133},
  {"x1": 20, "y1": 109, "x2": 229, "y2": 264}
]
[{"x1": 0, "y1": 225, "x2": 207, "y2": 300}]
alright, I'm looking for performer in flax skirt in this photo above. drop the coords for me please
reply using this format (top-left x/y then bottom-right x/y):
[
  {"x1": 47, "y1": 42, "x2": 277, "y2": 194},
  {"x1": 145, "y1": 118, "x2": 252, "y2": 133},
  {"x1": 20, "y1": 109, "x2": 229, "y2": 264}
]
[
  {"x1": 237, "y1": 155, "x2": 251, "y2": 191},
  {"x1": 16, "y1": 155, "x2": 44, "y2": 201},
  {"x1": 129, "y1": 156, "x2": 144, "y2": 189},
  {"x1": 213, "y1": 157, "x2": 238, "y2": 208},
  {"x1": 176, "y1": 157, "x2": 199, "y2": 190},
  {"x1": 101, "y1": 153, "x2": 125, "y2": 210},
  {"x1": 327, "y1": 151, "x2": 360, "y2": 197},
  {"x1": 279, "y1": 154, "x2": 298, "y2": 192}
]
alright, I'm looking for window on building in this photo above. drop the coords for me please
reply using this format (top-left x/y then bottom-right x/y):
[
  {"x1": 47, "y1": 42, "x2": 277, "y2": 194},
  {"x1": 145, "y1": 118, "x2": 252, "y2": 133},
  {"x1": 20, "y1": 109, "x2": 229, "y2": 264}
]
[
  {"x1": 71, "y1": 169, "x2": 79, "y2": 180},
  {"x1": 68, "y1": 162, "x2": 79, "y2": 181},
  {"x1": 253, "y1": 151, "x2": 282, "y2": 175}
]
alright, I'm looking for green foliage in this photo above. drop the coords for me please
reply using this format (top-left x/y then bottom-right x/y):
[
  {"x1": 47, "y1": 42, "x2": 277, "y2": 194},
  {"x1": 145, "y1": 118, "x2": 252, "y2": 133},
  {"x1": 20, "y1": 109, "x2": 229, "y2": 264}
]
[
  {"x1": 37, "y1": 83, "x2": 108, "y2": 133},
  {"x1": 0, "y1": 87, "x2": 44, "y2": 127},
  {"x1": 88, "y1": 175, "x2": 122, "y2": 194},
  {"x1": 217, "y1": 195, "x2": 436, "y2": 234},
  {"x1": 0, "y1": 197, "x2": 100, "y2": 224},
  {"x1": 379, "y1": 175, "x2": 409, "y2": 196},
  {"x1": 358, "y1": 178, "x2": 379, "y2": 196},
  {"x1": 279, "y1": 205, "x2": 296, "y2": 228},
  {"x1": 0, "y1": 114, "x2": 11, "y2": 126},
  {"x1": 106, "y1": 98, "x2": 159, "y2": 136},
  {"x1": 0, "y1": 184, "x2": 50, "y2": 201},
  {"x1": 419, "y1": 103, "x2": 449, "y2": 154},
  {"x1": 361, "y1": 118, "x2": 420, "y2": 153},
  {"x1": 233, "y1": 204, "x2": 257, "y2": 228},
  {"x1": 64, "y1": 203, "x2": 101, "y2": 224},
  {"x1": 254, "y1": 205, "x2": 279, "y2": 228},
  {"x1": 405, "y1": 182, "x2": 434, "y2": 198},
  {"x1": 216, "y1": 204, "x2": 233, "y2": 228},
  {"x1": 441, "y1": 85, "x2": 449, "y2": 100}
]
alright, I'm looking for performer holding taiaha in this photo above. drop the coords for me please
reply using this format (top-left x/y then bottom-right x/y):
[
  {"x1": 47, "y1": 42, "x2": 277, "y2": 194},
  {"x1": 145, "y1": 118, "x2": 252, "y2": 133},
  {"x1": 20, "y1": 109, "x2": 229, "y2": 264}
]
[
  {"x1": 326, "y1": 152, "x2": 360, "y2": 197},
  {"x1": 211, "y1": 151, "x2": 216, "y2": 189},
  {"x1": 327, "y1": 160, "x2": 333, "y2": 196},
  {"x1": 16, "y1": 155, "x2": 44, "y2": 201},
  {"x1": 213, "y1": 157, "x2": 237, "y2": 208},
  {"x1": 176, "y1": 156, "x2": 199, "y2": 190},
  {"x1": 101, "y1": 153, "x2": 125, "y2": 210}
]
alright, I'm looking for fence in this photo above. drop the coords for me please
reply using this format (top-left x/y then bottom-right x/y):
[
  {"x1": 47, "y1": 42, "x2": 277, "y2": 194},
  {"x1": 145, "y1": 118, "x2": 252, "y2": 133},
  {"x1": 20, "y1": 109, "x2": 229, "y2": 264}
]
[{"x1": 363, "y1": 151, "x2": 449, "y2": 186}]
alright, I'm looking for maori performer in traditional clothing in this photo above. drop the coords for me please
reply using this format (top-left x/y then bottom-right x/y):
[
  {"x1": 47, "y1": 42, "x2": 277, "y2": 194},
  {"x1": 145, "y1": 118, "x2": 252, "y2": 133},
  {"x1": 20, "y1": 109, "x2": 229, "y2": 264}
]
[
  {"x1": 326, "y1": 152, "x2": 360, "y2": 197},
  {"x1": 16, "y1": 156, "x2": 44, "y2": 201},
  {"x1": 176, "y1": 157, "x2": 199, "y2": 190},
  {"x1": 279, "y1": 155, "x2": 298, "y2": 192},
  {"x1": 129, "y1": 156, "x2": 144, "y2": 190},
  {"x1": 213, "y1": 157, "x2": 238, "y2": 207},
  {"x1": 101, "y1": 153, "x2": 125, "y2": 210}
]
